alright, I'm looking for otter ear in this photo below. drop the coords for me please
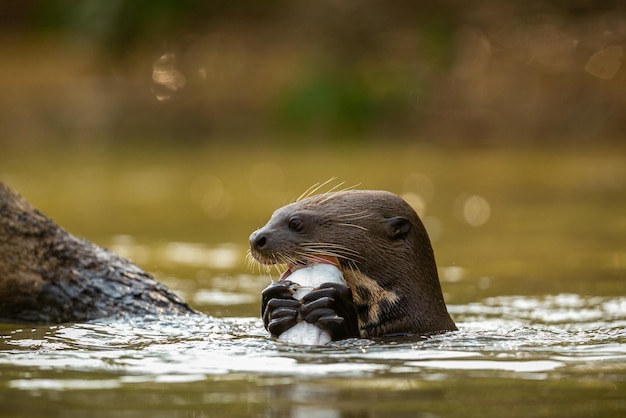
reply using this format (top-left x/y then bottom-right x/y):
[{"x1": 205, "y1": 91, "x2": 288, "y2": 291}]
[{"x1": 384, "y1": 216, "x2": 411, "y2": 240}]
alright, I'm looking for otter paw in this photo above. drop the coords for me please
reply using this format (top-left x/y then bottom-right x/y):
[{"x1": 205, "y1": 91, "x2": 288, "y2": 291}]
[
  {"x1": 261, "y1": 281, "x2": 300, "y2": 337},
  {"x1": 300, "y1": 282, "x2": 360, "y2": 340}
]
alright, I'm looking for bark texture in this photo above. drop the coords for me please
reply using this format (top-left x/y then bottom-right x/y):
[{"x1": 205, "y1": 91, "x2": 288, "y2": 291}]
[{"x1": 0, "y1": 182, "x2": 197, "y2": 324}]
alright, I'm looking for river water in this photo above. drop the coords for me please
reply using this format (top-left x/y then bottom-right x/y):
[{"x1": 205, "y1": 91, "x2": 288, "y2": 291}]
[{"x1": 1, "y1": 144, "x2": 625, "y2": 417}]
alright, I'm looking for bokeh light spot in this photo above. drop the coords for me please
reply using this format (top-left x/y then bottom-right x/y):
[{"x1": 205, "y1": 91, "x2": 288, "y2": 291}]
[
  {"x1": 455, "y1": 194, "x2": 491, "y2": 227},
  {"x1": 402, "y1": 173, "x2": 434, "y2": 203},
  {"x1": 585, "y1": 45, "x2": 623, "y2": 80},
  {"x1": 152, "y1": 52, "x2": 187, "y2": 101},
  {"x1": 191, "y1": 175, "x2": 232, "y2": 220},
  {"x1": 401, "y1": 192, "x2": 427, "y2": 217}
]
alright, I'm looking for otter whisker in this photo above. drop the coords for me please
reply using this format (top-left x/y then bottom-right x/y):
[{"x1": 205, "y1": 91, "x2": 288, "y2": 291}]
[
  {"x1": 316, "y1": 181, "x2": 358, "y2": 198},
  {"x1": 334, "y1": 209, "x2": 373, "y2": 221},
  {"x1": 308, "y1": 251, "x2": 358, "y2": 263},
  {"x1": 299, "y1": 242, "x2": 362, "y2": 259},
  {"x1": 336, "y1": 222, "x2": 369, "y2": 231},
  {"x1": 276, "y1": 253, "x2": 297, "y2": 267},
  {"x1": 261, "y1": 253, "x2": 297, "y2": 279},
  {"x1": 297, "y1": 244, "x2": 362, "y2": 263},
  {"x1": 300, "y1": 182, "x2": 360, "y2": 207},
  {"x1": 245, "y1": 250, "x2": 259, "y2": 272},
  {"x1": 300, "y1": 251, "x2": 361, "y2": 264},
  {"x1": 248, "y1": 250, "x2": 299, "y2": 279},
  {"x1": 308, "y1": 190, "x2": 346, "y2": 207},
  {"x1": 299, "y1": 241, "x2": 360, "y2": 252},
  {"x1": 296, "y1": 178, "x2": 338, "y2": 202},
  {"x1": 342, "y1": 260, "x2": 362, "y2": 274},
  {"x1": 246, "y1": 251, "x2": 276, "y2": 275},
  {"x1": 300, "y1": 246, "x2": 362, "y2": 260}
]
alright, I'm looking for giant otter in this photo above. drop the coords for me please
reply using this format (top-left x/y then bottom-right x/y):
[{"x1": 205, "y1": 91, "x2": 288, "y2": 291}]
[{"x1": 249, "y1": 190, "x2": 457, "y2": 340}]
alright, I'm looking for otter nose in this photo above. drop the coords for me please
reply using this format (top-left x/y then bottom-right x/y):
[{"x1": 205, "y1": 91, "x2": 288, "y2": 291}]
[{"x1": 249, "y1": 230, "x2": 268, "y2": 251}]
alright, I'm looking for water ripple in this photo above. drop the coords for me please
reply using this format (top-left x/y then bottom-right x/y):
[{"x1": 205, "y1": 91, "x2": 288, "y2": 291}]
[{"x1": 1, "y1": 294, "x2": 625, "y2": 388}]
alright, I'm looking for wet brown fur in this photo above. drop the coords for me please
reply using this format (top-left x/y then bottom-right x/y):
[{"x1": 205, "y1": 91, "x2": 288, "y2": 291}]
[{"x1": 250, "y1": 189, "x2": 457, "y2": 338}]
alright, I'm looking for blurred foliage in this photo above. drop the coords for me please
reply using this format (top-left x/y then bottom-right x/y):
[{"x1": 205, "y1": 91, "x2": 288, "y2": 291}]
[
  {"x1": 274, "y1": 68, "x2": 377, "y2": 134},
  {"x1": 0, "y1": 0, "x2": 625, "y2": 146},
  {"x1": 28, "y1": 0, "x2": 282, "y2": 54}
]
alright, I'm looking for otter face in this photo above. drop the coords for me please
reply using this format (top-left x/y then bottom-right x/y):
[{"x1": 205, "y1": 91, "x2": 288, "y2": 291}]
[
  {"x1": 248, "y1": 190, "x2": 425, "y2": 291},
  {"x1": 248, "y1": 200, "x2": 356, "y2": 280}
]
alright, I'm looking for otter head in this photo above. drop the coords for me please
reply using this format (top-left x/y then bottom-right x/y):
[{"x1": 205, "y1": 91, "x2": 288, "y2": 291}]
[{"x1": 249, "y1": 190, "x2": 456, "y2": 337}]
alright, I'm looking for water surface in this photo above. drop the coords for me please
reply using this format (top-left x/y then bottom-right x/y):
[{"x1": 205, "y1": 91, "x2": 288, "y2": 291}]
[
  {"x1": 1, "y1": 144, "x2": 625, "y2": 417},
  {"x1": 2, "y1": 293, "x2": 625, "y2": 417}
]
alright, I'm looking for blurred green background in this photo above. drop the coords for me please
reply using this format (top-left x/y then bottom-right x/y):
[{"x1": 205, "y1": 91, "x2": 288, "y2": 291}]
[
  {"x1": 0, "y1": 0, "x2": 624, "y2": 304},
  {"x1": 1, "y1": 4, "x2": 626, "y2": 417},
  {"x1": 1, "y1": 0, "x2": 625, "y2": 148}
]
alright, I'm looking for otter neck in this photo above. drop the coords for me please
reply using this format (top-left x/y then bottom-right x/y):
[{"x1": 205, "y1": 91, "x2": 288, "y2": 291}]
[{"x1": 341, "y1": 253, "x2": 456, "y2": 338}]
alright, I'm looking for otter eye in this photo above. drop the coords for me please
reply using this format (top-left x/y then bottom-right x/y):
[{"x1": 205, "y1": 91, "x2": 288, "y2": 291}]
[{"x1": 288, "y1": 217, "x2": 304, "y2": 232}]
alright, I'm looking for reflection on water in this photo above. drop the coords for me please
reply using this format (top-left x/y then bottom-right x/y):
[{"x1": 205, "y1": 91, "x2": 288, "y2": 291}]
[
  {"x1": 0, "y1": 294, "x2": 626, "y2": 416},
  {"x1": 110, "y1": 237, "x2": 242, "y2": 270}
]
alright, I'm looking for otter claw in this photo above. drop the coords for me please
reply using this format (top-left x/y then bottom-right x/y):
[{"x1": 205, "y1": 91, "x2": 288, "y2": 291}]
[
  {"x1": 261, "y1": 281, "x2": 300, "y2": 336},
  {"x1": 261, "y1": 280, "x2": 359, "y2": 341},
  {"x1": 313, "y1": 315, "x2": 351, "y2": 338},
  {"x1": 300, "y1": 283, "x2": 360, "y2": 340},
  {"x1": 263, "y1": 299, "x2": 300, "y2": 336},
  {"x1": 267, "y1": 315, "x2": 299, "y2": 337},
  {"x1": 261, "y1": 281, "x2": 294, "y2": 310}
]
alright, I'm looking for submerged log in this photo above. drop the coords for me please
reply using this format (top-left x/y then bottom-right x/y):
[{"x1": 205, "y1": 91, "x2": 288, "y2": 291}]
[{"x1": 0, "y1": 182, "x2": 197, "y2": 324}]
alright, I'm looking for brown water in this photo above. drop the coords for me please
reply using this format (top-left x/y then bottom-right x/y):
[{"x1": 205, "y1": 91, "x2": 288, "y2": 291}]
[{"x1": 1, "y1": 143, "x2": 625, "y2": 417}]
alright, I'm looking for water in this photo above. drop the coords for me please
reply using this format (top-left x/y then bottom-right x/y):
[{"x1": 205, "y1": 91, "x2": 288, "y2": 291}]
[
  {"x1": 1, "y1": 144, "x2": 625, "y2": 416},
  {"x1": 2, "y1": 293, "x2": 625, "y2": 417}
]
